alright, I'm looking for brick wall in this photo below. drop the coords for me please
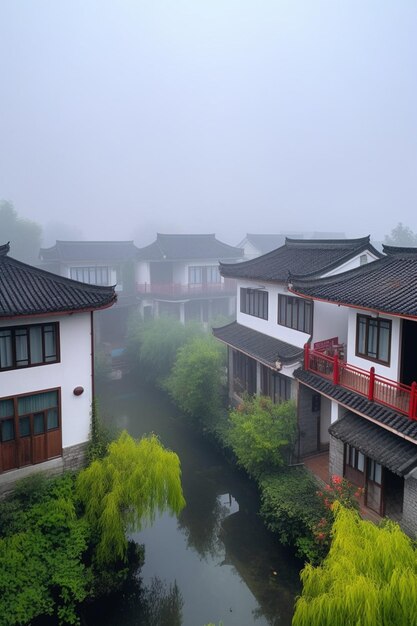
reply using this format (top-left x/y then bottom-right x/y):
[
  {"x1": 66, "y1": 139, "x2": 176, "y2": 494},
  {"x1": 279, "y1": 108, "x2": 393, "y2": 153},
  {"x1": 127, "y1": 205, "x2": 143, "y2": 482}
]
[{"x1": 62, "y1": 442, "x2": 88, "y2": 471}]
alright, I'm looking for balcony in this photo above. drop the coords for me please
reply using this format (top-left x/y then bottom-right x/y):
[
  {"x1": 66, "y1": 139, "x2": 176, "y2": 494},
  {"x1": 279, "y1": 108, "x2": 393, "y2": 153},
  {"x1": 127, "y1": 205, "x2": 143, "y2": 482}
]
[
  {"x1": 137, "y1": 280, "x2": 236, "y2": 298},
  {"x1": 304, "y1": 344, "x2": 417, "y2": 420}
]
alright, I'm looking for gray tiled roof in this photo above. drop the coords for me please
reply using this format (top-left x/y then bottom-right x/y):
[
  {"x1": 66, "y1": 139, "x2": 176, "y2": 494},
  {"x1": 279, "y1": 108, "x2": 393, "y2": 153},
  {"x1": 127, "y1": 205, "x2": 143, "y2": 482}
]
[
  {"x1": 295, "y1": 368, "x2": 417, "y2": 441},
  {"x1": 213, "y1": 321, "x2": 303, "y2": 367},
  {"x1": 0, "y1": 243, "x2": 116, "y2": 317},
  {"x1": 137, "y1": 234, "x2": 243, "y2": 261},
  {"x1": 220, "y1": 236, "x2": 381, "y2": 282},
  {"x1": 329, "y1": 412, "x2": 417, "y2": 475},
  {"x1": 290, "y1": 246, "x2": 417, "y2": 317},
  {"x1": 40, "y1": 240, "x2": 139, "y2": 262}
]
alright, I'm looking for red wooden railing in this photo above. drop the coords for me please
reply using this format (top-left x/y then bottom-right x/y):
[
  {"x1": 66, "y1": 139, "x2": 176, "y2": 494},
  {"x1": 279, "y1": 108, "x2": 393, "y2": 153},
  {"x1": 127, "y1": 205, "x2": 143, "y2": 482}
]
[
  {"x1": 304, "y1": 344, "x2": 417, "y2": 420},
  {"x1": 137, "y1": 281, "x2": 236, "y2": 296}
]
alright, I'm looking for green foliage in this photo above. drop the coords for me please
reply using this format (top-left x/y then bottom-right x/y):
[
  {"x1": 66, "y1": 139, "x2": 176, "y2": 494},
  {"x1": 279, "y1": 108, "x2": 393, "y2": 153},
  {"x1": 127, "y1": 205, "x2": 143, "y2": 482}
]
[
  {"x1": 227, "y1": 397, "x2": 297, "y2": 479},
  {"x1": 259, "y1": 468, "x2": 327, "y2": 563},
  {"x1": 293, "y1": 503, "x2": 417, "y2": 626},
  {"x1": 0, "y1": 473, "x2": 89, "y2": 626},
  {"x1": 0, "y1": 200, "x2": 42, "y2": 264},
  {"x1": 314, "y1": 475, "x2": 362, "y2": 548},
  {"x1": 384, "y1": 222, "x2": 417, "y2": 247},
  {"x1": 87, "y1": 398, "x2": 114, "y2": 463},
  {"x1": 166, "y1": 335, "x2": 226, "y2": 420},
  {"x1": 77, "y1": 431, "x2": 186, "y2": 566},
  {"x1": 126, "y1": 315, "x2": 203, "y2": 385}
]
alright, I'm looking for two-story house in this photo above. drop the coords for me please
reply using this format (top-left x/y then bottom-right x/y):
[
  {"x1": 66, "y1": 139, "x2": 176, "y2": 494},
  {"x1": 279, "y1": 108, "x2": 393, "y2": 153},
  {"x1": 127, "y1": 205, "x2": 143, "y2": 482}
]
[
  {"x1": 136, "y1": 233, "x2": 244, "y2": 324},
  {"x1": 290, "y1": 245, "x2": 417, "y2": 534},
  {"x1": 0, "y1": 243, "x2": 116, "y2": 491},
  {"x1": 213, "y1": 237, "x2": 382, "y2": 407},
  {"x1": 39, "y1": 240, "x2": 138, "y2": 342}
]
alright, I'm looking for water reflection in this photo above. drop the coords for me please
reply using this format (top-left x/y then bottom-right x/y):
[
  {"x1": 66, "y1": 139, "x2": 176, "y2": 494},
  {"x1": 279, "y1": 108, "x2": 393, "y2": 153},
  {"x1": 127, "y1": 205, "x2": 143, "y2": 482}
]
[{"x1": 97, "y1": 377, "x2": 300, "y2": 625}]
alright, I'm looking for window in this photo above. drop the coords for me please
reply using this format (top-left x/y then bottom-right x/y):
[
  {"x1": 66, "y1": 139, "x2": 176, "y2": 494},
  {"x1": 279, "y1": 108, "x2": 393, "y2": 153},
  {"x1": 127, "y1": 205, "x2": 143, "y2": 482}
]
[
  {"x1": 0, "y1": 324, "x2": 59, "y2": 371},
  {"x1": 189, "y1": 266, "x2": 202, "y2": 284},
  {"x1": 356, "y1": 314, "x2": 391, "y2": 364},
  {"x1": 345, "y1": 444, "x2": 365, "y2": 472},
  {"x1": 188, "y1": 266, "x2": 221, "y2": 284},
  {"x1": 206, "y1": 266, "x2": 221, "y2": 283},
  {"x1": 360, "y1": 254, "x2": 368, "y2": 266},
  {"x1": 367, "y1": 459, "x2": 382, "y2": 485},
  {"x1": 240, "y1": 288, "x2": 268, "y2": 320},
  {"x1": 70, "y1": 266, "x2": 110, "y2": 285},
  {"x1": 278, "y1": 295, "x2": 313, "y2": 333}
]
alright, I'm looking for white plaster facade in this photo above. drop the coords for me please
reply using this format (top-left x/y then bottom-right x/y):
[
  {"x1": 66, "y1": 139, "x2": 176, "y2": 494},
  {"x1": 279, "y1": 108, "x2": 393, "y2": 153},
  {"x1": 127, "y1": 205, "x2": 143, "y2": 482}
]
[{"x1": 0, "y1": 313, "x2": 93, "y2": 451}]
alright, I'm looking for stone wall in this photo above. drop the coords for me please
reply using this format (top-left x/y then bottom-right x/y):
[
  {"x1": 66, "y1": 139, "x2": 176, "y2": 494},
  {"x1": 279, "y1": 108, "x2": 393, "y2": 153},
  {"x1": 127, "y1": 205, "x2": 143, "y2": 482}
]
[{"x1": 62, "y1": 442, "x2": 89, "y2": 471}]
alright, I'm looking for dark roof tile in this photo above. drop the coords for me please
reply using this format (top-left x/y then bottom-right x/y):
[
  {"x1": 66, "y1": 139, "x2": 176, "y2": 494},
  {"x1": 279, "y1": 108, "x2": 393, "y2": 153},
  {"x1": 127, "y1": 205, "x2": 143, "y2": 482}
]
[
  {"x1": 220, "y1": 236, "x2": 381, "y2": 282},
  {"x1": 0, "y1": 244, "x2": 116, "y2": 317},
  {"x1": 137, "y1": 234, "x2": 243, "y2": 261},
  {"x1": 40, "y1": 240, "x2": 139, "y2": 263},
  {"x1": 213, "y1": 321, "x2": 303, "y2": 367}
]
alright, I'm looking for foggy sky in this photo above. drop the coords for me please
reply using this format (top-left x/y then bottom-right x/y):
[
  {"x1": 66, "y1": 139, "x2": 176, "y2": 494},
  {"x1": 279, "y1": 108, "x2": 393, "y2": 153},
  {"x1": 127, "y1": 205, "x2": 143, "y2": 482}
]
[{"x1": 0, "y1": 1, "x2": 416, "y2": 246}]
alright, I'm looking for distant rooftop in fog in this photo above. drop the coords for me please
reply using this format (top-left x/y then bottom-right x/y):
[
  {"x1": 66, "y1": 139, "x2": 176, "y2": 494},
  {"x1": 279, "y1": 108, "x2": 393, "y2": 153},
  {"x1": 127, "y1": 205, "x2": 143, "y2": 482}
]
[
  {"x1": 238, "y1": 231, "x2": 347, "y2": 258},
  {"x1": 39, "y1": 240, "x2": 139, "y2": 263},
  {"x1": 137, "y1": 233, "x2": 244, "y2": 261},
  {"x1": 0, "y1": 243, "x2": 116, "y2": 316}
]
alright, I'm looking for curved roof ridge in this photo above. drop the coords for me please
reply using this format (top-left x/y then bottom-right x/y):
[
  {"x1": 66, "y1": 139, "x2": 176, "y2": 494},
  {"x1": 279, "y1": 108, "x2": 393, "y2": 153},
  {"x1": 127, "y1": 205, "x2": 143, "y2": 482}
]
[
  {"x1": 285, "y1": 235, "x2": 371, "y2": 248},
  {"x1": 289, "y1": 255, "x2": 390, "y2": 288},
  {"x1": 382, "y1": 244, "x2": 417, "y2": 256}
]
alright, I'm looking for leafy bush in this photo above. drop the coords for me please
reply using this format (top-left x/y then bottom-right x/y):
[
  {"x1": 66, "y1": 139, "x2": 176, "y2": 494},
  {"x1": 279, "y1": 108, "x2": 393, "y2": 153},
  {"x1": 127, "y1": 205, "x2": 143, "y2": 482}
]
[
  {"x1": 293, "y1": 504, "x2": 417, "y2": 626},
  {"x1": 227, "y1": 397, "x2": 297, "y2": 479},
  {"x1": 87, "y1": 398, "x2": 114, "y2": 463},
  {"x1": 0, "y1": 473, "x2": 89, "y2": 625},
  {"x1": 126, "y1": 315, "x2": 203, "y2": 385},
  {"x1": 166, "y1": 335, "x2": 226, "y2": 420},
  {"x1": 259, "y1": 468, "x2": 327, "y2": 563}
]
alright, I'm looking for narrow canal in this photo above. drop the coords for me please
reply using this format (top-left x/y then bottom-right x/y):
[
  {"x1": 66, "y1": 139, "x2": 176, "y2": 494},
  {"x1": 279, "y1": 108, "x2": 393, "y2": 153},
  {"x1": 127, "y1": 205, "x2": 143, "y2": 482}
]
[{"x1": 88, "y1": 375, "x2": 301, "y2": 626}]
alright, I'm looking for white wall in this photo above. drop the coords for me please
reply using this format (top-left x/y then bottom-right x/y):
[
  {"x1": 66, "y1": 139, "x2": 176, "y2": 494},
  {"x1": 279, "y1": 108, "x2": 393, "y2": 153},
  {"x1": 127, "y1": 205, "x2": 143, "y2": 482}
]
[
  {"x1": 323, "y1": 250, "x2": 380, "y2": 277},
  {"x1": 0, "y1": 313, "x2": 93, "y2": 449},
  {"x1": 346, "y1": 308, "x2": 401, "y2": 380},
  {"x1": 312, "y1": 301, "x2": 349, "y2": 347},
  {"x1": 236, "y1": 280, "x2": 310, "y2": 348}
]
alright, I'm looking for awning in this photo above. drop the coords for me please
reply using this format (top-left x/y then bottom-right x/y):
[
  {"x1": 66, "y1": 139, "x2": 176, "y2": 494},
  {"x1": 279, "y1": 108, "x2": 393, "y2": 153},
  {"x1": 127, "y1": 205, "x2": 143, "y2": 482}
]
[
  {"x1": 329, "y1": 412, "x2": 417, "y2": 476},
  {"x1": 213, "y1": 321, "x2": 303, "y2": 369}
]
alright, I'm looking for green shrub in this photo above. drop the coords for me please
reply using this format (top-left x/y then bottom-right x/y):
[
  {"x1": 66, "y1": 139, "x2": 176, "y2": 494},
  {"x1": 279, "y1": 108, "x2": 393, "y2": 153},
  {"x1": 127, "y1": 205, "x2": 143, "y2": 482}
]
[
  {"x1": 166, "y1": 335, "x2": 226, "y2": 420},
  {"x1": 259, "y1": 467, "x2": 327, "y2": 563},
  {"x1": 227, "y1": 397, "x2": 297, "y2": 479}
]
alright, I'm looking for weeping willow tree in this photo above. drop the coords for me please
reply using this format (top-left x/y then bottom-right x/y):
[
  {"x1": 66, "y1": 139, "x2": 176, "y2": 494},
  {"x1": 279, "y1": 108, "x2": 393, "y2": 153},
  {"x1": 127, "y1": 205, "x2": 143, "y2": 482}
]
[
  {"x1": 293, "y1": 503, "x2": 417, "y2": 626},
  {"x1": 77, "y1": 431, "x2": 186, "y2": 566}
]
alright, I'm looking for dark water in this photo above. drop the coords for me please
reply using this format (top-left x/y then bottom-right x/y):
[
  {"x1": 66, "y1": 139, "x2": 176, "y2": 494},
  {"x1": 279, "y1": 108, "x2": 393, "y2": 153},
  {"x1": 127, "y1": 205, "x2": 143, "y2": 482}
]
[{"x1": 89, "y1": 376, "x2": 301, "y2": 626}]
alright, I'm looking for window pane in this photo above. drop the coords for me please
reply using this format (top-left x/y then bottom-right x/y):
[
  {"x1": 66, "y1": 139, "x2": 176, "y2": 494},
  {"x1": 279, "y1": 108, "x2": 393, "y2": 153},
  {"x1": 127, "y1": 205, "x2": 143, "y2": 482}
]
[
  {"x1": 0, "y1": 399, "x2": 14, "y2": 418},
  {"x1": 378, "y1": 322, "x2": 390, "y2": 362},
  {"x1": 18, "y1": 391, "x2": 58, "y2": 416},
  {"x1": 357, "y1": 317, "x2": 367, "y2": 354},
  {"x1": 34, "y1": 413, "x2": 45, "y2": 435},
  {"x1": 357, "y1": 452, "x2": 365, "y2": 472},
  {"x1": 298, "y1": 301, "x2": 305, "y2": 332},
  {"x1": 0, "y1": 330, "x2": 13, "y2": 368},
  {"x1": 1, "y1": 418, "x2": 15, "y2": 442},
  {"x1": 44, "y1": 326, "x2": 57, "y2": 361},
  {"x1": 374, "y1": 462, "x2": 382, "y2": 485},
  {"x1": 278, "y1": 296, "x2": 285, "y2": 324},
  {"x1": 19, "y1": 416, "x2": 30, "y2": 437},
  {"x1": 305, "y1": 302, "x2": 312, "y2": 334},
  {"x1": 15, "y1": 329, "x2": 29, "y2": 366},
  {"x1": 29, "y1": 326, "x2": 43, "y2": 364},
  {"x1": 47, "y1": 408, "x2": 59, "y2": 430},
  {"x1": 367, "y1": 320, "x2": 378, "y2": 358}
]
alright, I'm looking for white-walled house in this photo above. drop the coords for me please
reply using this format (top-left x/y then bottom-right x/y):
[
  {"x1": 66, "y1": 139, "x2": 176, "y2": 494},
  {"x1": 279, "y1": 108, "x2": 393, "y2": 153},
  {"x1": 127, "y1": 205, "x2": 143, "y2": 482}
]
[
  {"x1": 136, "y1": 234, "x2": 244, "y2": 323},
  {"x1": 0, "y1": 243, "x2": 116, "y2": 490},
  {"x1": 39, "y1": 240, "x2": 138, "y2": 342},
  {"x1": 214, "y1": 237, "x2": 381, "y2": 406},
  {"x1": 291, "y1": 245, "x2": 417, "y2": 534}
]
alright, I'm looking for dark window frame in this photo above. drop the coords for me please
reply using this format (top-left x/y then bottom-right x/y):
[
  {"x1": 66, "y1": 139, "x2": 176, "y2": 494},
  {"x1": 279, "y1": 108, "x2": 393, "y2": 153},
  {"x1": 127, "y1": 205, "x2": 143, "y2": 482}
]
[
  {"x1": 356, "y1": 314, "x2": 391, "y2": 365},
  {"x1": 0, "y1": 388, "x2": 61, "y2": 443},
  {"x1": 0, "y1": 323, "x2": 60, "y2": 372},
  {"x1": 240, "y1": 288, "x2": 268, "y2": 320},
  {"x1": 277, "y1": 294, "x2": 313, "y2": 334}
]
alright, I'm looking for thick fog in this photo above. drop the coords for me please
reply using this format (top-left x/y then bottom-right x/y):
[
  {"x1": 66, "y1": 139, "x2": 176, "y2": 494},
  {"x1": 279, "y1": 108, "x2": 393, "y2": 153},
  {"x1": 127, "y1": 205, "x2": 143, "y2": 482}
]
[{"x1": 0, "y1": 1, "x2": 416, "y2": 246}]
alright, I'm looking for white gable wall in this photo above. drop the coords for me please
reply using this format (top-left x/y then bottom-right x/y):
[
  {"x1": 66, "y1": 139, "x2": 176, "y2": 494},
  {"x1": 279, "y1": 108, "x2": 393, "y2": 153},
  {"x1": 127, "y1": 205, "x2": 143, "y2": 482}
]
[{"x1": 0, "y1": 313, "x2": 92, "y2": 449}]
